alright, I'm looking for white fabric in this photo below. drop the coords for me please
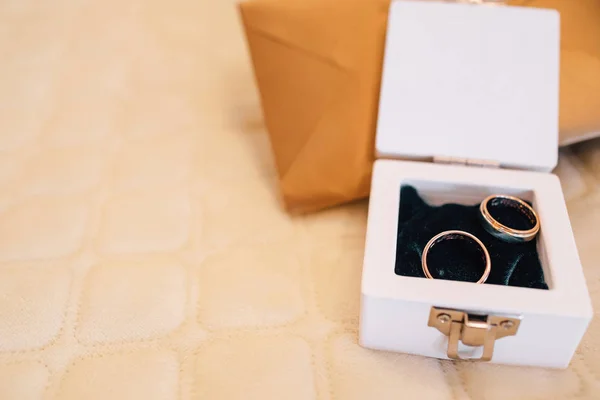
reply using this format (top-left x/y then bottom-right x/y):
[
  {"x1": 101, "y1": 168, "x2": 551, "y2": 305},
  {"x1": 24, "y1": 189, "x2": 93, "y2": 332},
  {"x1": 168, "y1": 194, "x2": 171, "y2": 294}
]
[{"x1": 0, "y1": 1, "x2": 599, "y2": 399}]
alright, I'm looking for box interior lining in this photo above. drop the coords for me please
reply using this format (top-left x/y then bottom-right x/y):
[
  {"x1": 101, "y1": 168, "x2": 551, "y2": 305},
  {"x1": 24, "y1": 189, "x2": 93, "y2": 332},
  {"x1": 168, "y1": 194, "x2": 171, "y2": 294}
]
[{"x1": 394, "y1": 183, "x2": 550, "y2": 289}]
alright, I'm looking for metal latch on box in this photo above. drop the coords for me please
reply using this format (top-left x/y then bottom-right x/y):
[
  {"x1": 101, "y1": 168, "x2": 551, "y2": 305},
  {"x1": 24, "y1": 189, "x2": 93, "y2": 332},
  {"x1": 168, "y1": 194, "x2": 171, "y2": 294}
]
[
  {"x1": 428, "y1": 307, "x2": 521, "y2": 362},
  {"x1": 433, "y1": 155, "x2": 500, "y2": 168}
]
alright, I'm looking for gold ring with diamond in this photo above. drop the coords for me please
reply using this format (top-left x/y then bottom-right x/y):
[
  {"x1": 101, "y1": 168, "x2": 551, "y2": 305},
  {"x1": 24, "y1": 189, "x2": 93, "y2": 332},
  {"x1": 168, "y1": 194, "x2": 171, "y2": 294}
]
[{"x1": 479, "y1": 194, "x2": 540, "y2": 243}]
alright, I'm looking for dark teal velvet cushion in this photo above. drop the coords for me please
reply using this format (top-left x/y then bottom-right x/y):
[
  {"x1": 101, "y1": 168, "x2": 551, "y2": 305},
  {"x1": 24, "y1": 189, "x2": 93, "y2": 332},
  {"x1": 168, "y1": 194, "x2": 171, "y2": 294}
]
[{"x1": 395, "y1": 185, "x2": 548, "y2": 289}]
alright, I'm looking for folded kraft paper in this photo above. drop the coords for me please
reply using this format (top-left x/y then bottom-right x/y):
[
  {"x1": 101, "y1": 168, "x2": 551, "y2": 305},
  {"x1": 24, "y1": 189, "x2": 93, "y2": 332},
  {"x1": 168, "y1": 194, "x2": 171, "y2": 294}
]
[{"x1": 239, "y1": 0, "x2": 600, "y2": 213}]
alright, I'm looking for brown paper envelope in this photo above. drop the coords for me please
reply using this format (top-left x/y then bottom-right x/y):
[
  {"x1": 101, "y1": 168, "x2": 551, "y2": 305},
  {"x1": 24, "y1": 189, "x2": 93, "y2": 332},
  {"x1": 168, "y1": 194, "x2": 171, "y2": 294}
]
[
  {"x1": 521, "y1": 0, "x2": 600, "y2": 145},
  {"x1": 239, "y1": 0, "x2": 390, "y2": 213},
  {"x1": 240, "y1": 0, "x2": 600, "y2": 213}
]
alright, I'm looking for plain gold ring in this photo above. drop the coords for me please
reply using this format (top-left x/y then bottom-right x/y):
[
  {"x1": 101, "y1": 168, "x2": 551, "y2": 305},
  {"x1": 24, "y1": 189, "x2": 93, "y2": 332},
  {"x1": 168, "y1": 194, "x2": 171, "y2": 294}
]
[{"x1": 421, "y1": 230, "x2": 491, "y2": 284}]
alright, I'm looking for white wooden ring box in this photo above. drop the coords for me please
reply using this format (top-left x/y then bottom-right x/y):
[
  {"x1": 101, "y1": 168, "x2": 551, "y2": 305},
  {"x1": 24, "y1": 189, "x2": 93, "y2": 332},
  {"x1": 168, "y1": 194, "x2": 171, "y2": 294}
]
[{"x1": 359, "y1": 0, "x2": 593, "y2": 369}]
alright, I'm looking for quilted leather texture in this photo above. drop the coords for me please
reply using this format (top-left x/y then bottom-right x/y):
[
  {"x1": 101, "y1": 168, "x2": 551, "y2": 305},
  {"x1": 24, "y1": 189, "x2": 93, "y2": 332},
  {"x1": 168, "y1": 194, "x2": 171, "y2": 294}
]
[{"x1": 0, "y1": 1, "x2": 599, "y2": 399}]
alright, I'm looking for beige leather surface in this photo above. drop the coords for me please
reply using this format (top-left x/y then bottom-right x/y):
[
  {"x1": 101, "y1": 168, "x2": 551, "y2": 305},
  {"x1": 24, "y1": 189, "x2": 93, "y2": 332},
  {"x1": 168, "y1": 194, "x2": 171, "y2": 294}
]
[{"x1": 1, "y1": 1, "x2": 599, "y2": 399}]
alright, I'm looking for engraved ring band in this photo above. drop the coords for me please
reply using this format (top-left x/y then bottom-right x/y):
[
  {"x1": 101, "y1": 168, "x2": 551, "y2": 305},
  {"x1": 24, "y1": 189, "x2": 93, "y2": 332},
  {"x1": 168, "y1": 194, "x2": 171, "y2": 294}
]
[
  {"x1": 421, "y1": 230, "x2": 491, "y2": 284},
  {"x1": 479, "y1": 194, "x2": 540, "y2": 243}
]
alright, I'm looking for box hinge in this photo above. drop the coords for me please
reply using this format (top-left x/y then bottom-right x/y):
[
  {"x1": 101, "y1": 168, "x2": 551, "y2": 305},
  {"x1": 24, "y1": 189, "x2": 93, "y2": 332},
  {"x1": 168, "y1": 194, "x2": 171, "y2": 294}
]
[
  {"x1": 428, "y1": 307, "x2": 521, "y2": 362},
  {"x1": 433, "y1": 156, "x2": 500, "y2": 168}
]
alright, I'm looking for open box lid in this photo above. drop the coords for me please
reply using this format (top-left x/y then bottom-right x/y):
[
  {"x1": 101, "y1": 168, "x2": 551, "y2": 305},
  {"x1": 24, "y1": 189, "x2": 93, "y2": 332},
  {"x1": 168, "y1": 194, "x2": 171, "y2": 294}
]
[{"x1": 376, "y1": 0, "x2": 560, "y2": 172}]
